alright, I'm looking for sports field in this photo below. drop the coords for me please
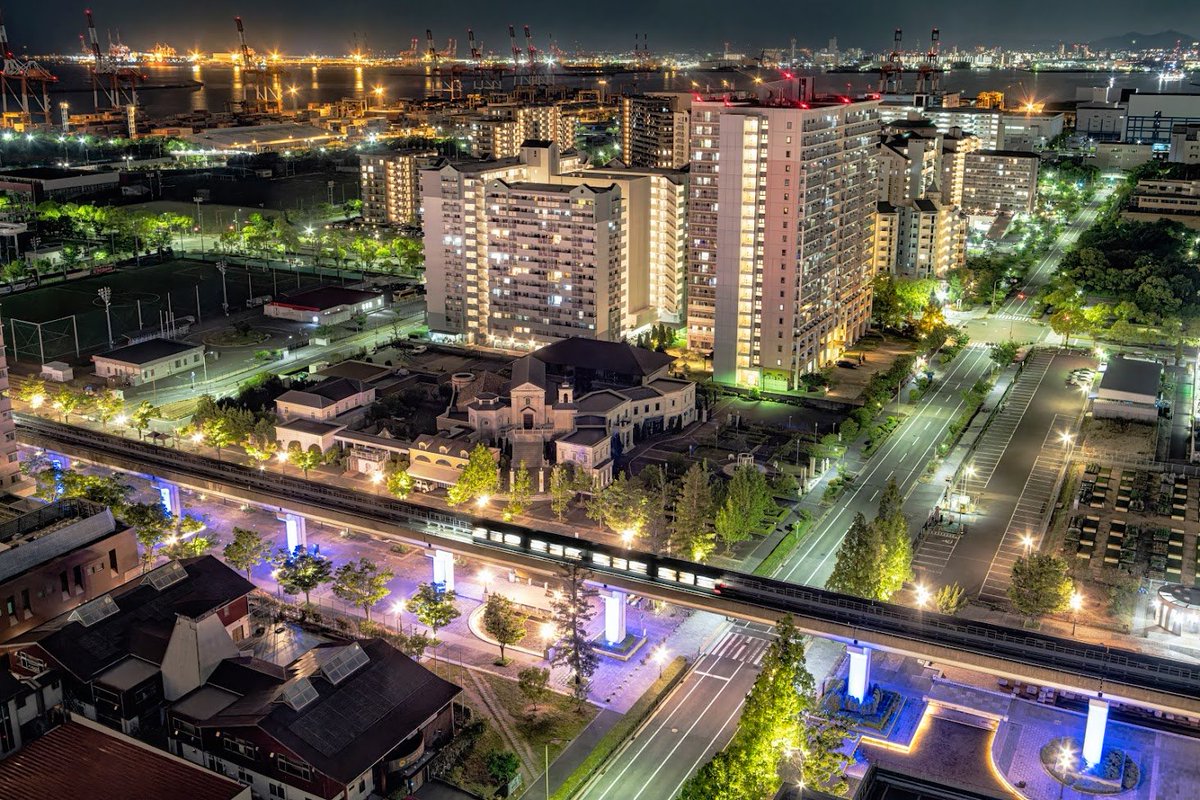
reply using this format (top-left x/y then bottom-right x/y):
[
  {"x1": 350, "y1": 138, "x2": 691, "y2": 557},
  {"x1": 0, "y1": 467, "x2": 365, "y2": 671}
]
[{"x1": 0, "y1": 259, "x2": 331, "y2": 363}]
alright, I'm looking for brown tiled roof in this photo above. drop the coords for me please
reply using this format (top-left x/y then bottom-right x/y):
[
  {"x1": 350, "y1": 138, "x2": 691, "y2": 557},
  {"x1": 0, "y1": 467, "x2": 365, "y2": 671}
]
[{"x1": 0, "y1": 721, "x2": 247, "y2": 800}]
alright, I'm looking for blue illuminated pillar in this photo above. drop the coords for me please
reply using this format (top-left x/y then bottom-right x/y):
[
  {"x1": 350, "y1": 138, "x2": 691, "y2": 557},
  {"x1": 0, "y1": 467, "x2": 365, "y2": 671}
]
[
  {"x1": 1083, "y1": 698, "x2": 1109, "y2": 767},
  {"x1": 277, "y1": 512, "x2": 307, "y2": 551},
  {"x1": 604, "y1": 590, "x2": 627, "y2": 645},
  {"x1": 846, "y1": 644, "x2": 872, "y2": 703},
  {"x1": 156, "y1": 483, "x2": 181, "y2": 516},
  {"x1": 47, "y1": 452, "x2": 71, "y2": 471},
  {"x1": 431, "y1": 550, "x2": 455, "y2": 592}
]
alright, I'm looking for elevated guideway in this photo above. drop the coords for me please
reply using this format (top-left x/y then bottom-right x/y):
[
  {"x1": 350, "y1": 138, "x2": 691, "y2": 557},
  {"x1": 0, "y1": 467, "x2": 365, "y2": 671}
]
[{"x1": 17, "y1": 414, "x2": 1200, "y2": 719}]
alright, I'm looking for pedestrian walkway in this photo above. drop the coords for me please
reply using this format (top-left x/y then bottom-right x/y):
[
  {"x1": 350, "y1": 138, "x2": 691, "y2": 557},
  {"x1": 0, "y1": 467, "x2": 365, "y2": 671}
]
[
  {"x1": 978, "y1": 413, "x2": 1077, "y2": 605},
  {"x1": 964, "y1": 350, "x2": 1054, "y2": 492}
]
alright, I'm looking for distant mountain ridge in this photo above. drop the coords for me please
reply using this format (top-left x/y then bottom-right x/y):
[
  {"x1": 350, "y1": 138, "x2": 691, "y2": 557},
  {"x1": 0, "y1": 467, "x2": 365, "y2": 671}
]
[{"x1": 1089, "y1": 30, "x2": 1196, "y2": 51}]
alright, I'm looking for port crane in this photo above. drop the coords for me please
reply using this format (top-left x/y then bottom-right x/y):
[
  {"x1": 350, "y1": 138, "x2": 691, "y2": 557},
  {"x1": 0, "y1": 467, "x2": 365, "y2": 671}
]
[
  {"x1": 0, "y1": 9, "x2": 57, "y2": 127},
  {"x1": 84, "y1": 8, "x2": 141, "y2": 111}
]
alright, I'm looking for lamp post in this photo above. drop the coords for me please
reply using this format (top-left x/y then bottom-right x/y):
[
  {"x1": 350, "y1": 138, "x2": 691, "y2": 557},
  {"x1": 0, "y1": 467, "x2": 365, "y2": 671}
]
[
  {"x1": 98, "y1": 286, "x2": 113, "y2": 345},
  {"x1": 914, "y1": 583, "x2": 931, "y2": 610},
  {"x1": 1070, "y1": 589, "x2": 1084, "y2": 636},
  {"x1": 1057, "y1": 744, "x2": 1075, "y2": 800},
  {"x1": 193, "y1": 196, "x2": 205, "y2": 257},
  {"x1": 216, "y1": 261, "x2": 229, "y2": 315},
  {"x1": 652, "y1": 644, "x2": 669, "y2": 678},
  {"x1": 478, "y1": 567, "x2": 493, "y2": 598}
]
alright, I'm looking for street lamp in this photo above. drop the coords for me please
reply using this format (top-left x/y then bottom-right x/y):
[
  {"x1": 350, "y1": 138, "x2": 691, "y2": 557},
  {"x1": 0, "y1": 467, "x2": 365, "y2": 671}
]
[
  {"x1": 914, "y1": 584, "x2": 931, "y2": 609},
  {"x1": 652, "y1": 644, "x2": 669, "y2": 678},
  {"x1": 620, "y1": 528, "x2": 636, "y2": 548},
  {"x1": 391, "y1": 600, "x2": 405, "y2": 632},
  {"x1": 476, "y1": 494, "x2": 490, "y2": 509},
  {"x1": 1022, "y1": 533, "x2": 1034, "y2": 556},
  {"x1": 97, "y1": 286, "x2": 113, "y2": 345},
  {"x1": 478, "y1": 568, "x2": 493, "y2": 596},
  {"x1": 1057, "y1": 744, "x2": 1075, "y2": 800},
  {"x1": 1070, "y1": 590, "x2": 1084, "y2": 635},
  {"x1": 193, "y1": 196, "x2": 205, "y2": 256},
  {"x1": 539, "y1": 621, "x2": 555, "y2": 660}
]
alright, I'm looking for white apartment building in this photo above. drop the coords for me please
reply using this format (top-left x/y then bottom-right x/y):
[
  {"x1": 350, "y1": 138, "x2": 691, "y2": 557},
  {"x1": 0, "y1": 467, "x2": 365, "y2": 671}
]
[
  {"x1": 359, "y1": 150, "x2": 435, "y2": 225},
  {"x1": 688, "y1": 82, "x2": 880, "y2": 391},
  {"x1": 1169, "y1": 124, "x2": 1200, "y2": 164},
  {"x1": 874, "y1": 196, "x2": 965, "y2": 280},
  {"x1": 961, "y1": 150, "x2": 1040, "y2": 215},
  {"x1": 422, "y1": 142, "x2": 686, "y2": 345},
  {"x1": 619, "y1": 93, "x2": 693, "y2": 169},
  {"x1": 483, "y1": 180, "x2": 624, "y2": 345},
  {"x1": 465, "y1": 104, "x2": 576, "y2": 159}
]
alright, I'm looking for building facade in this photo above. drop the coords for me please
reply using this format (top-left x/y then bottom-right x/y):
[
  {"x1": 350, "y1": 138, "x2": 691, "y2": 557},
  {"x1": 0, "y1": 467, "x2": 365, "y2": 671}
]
[
  {"x1": 687, "y1": 85, "x2": 880, "y2": 389},
  {"x1": 961, "y1": 150, "x2": 1040, "y2": 215},
  {"x1": 92, "y1": 339, "x2": 206, "y2": 387},
  {"x1": 619, "y1": 93, "x2": 692, "y2": 169},
  {"x1": 0, "y1": 322, "x2": 16, "y2": 490},
  {"x1": 359, "y1": 150, "x2": 436, "y2": 226}
]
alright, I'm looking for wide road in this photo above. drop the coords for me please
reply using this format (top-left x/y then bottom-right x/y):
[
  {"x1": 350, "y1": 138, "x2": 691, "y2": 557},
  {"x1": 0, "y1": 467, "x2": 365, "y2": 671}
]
[
  {"x1": 774, "y1": 185, "x2": 1115, "y2": 591},
  {"x1": 577, "y1": 623, "x2": 773, "y2": 800}
]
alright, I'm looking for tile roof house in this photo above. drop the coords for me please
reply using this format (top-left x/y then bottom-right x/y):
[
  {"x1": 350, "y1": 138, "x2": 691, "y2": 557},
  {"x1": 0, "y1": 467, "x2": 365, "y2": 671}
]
[
  {"x1": 168, "y1": 638, "x2": 461, "y2": 800},
  {"x1": 0, "y1": 718, "x2": 251, "y2": 800},
  {"x1": 275, "y1": 377, "x2": 377, "y2": 423}
]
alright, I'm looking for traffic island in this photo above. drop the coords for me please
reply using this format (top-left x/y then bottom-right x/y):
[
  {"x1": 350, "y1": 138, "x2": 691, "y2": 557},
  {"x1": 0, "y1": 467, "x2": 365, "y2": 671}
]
[
  {"x1": 1040, "y1": 736, "x2": 1141, "y2": 795},
  {"x1": 821, "y1": 677, "x2": 916, "y2": 742}
]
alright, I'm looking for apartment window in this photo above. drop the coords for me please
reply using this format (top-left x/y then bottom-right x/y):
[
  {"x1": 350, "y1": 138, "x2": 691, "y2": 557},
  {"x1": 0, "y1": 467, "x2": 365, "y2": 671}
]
[
  {"x1": 223, "y1": 736, "x2": 257, "y2": 759},
  {"x1": 109, "y1": 549, "x2": 118, "y2": 573},
  {"x1": 277, "y1": 754, "x2": 312, "y2": 781},
  {"x1": 269, "y1": 783, "x2": 287, "y2": 799},
  {"x1": 20, "y1": 589, "x2": 30, "y2": 614},
  {"x1": 236, "y1": 767, "x2": 253, "y2": 785},
  {"x1": 72, "y1": 565, "x2": 83, "y2": 591},
  {"x1": 59, "y1": 571, "x2": 69, "y2": 594},
  {"x1": 4, "y1": 596, "x2": 13, "y2": 618}
]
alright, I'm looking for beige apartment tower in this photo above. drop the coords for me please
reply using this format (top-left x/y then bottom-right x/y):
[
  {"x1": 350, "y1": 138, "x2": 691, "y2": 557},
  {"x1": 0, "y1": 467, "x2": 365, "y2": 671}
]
[
  {"x1": 619, "y1": 93, "x2": 693, "y2": 169},
  {"x1": 360, "y1": 150, "x2": 436, "y2": 226},
  {"x1": 688, "y1": 84, "x2": 880, "y2": 391}
]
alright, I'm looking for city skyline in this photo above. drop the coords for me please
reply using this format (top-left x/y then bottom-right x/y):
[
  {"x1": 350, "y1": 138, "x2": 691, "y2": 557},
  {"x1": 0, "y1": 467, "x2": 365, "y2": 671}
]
[{"x1": 2, "y1": 2, "x2": 1198, "y2": 56}]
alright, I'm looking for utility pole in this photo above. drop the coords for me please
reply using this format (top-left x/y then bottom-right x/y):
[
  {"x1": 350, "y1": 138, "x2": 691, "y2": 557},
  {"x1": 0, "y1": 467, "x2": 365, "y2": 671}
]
[
  {"x1": 217, "y1": 261, "x2": 229, "y2": 315},
  {"x1": 193, "y1": 196, "x2": 205, "y2": 257}
]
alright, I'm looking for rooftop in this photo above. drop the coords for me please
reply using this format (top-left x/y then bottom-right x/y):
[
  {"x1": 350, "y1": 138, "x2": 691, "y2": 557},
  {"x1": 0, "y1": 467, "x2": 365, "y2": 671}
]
[
  {"x1": 8, "y1": 556, "x2": 254, "y2": 682},
  {"x1": 0, "y1": 499, "x2": 120, "y2": 585},
  {"x1": 270, "y1": 285, "x2": 382, "y2": 311},
  {"x1": 531, "y1": 337, "x2": 673, "y2": 380},
  {"x1": 1098, "y1": 356, "x2": 1162, "y2": 398},
  {"x1": 94, "y1": 338, "x2": 201, "y2": 366},
  {"x1": 186, "y1": 639, "x2": 461, "y2": 785},
  {"x1": 276, "y1": 418, "x2": 346, "y2": 436},
  {"x1": 0, "y1": 166, "x2": 101, "y2": 180},
  {"x1": 0, "y1": 721, "x2": 248, "y2": 800}
]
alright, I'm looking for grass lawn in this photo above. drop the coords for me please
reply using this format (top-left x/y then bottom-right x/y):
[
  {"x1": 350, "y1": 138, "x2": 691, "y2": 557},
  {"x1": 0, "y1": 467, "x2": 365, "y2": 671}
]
[{"x1": 480, "y1": 671, "x2": 596, "y2": 763}]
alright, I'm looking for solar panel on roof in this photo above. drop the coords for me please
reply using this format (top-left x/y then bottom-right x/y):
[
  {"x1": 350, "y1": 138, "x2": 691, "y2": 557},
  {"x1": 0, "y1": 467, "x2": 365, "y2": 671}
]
[
  {"x1": 279, "y1": 677, "x2": 319, "y2": 711},
  {"x1": 143, "y1": 561, "x2": 187, "y2": 591},
  {"x1": 68, "y1": 595, "x2": 119, "y2": 627},
  {"x1": 320, "y1": 643, "x2": 369, "y2": 686}
]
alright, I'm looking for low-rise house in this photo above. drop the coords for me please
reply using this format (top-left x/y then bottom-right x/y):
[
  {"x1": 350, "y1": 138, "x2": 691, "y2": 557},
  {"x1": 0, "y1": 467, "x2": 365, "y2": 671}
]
[
  {"x1": 168, "y1": 638, "x2": 461, "y2": 799},
  {"x1": 265, "y1": 286, "x2": 386, "y2": 326},
  {"x1": 0, "y1": 717, "x2": 251, "y2": 798},
  {"x1": 93, "y1": 339, "x2": 205, "y2": 387},
  {"x1": 275, "y1": 377, "x2": 376, "y2": 423},
  {"x1": 406, "y1": 433, "x2": 499, "y2": 491},
  {"x1": 0, "y1": 499, "x2": 139, "y2": 643},
  {"x1": 275, "y1": 419, "x2": 346, "y2": 456},
  {"x1": 1092, "y1": 357, "x2": 1162, "y2": 423},
  {"x1": 1, "y1": 557, "x2": 254, "y2": 737}
]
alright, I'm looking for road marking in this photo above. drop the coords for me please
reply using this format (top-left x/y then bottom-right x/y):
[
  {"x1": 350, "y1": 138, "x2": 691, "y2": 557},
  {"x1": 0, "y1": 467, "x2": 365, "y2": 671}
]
[{"x1": 692, "y1": 670, "x2": 732, "y2": 681}]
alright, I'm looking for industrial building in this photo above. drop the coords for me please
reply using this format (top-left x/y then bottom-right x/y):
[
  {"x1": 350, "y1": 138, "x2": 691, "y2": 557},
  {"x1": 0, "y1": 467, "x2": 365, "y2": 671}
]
[{"x1": 687, "y1": 78, "x2": 880, "y2": 390}]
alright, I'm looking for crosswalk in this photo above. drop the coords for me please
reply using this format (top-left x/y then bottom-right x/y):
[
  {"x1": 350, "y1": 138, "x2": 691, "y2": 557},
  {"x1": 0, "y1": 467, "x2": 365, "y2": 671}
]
[
  {"x1": 965, "y1": 351, "x2": 1054, "y2": 492},
  {"x1": 708, "y1": 630, "x2": 771, "y2": 667},
  {"x1": 978, "y1": 413, "x2": 1077, "y2": 605},
  {"x1": 992, "y1": 312, "x2": 1035, "y2": 322}
]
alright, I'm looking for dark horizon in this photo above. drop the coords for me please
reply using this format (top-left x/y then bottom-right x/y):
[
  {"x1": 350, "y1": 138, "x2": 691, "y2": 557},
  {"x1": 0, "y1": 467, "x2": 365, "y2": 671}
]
[{"x1": 2, "y1": 1, "x2": 1198, "y2": 57}]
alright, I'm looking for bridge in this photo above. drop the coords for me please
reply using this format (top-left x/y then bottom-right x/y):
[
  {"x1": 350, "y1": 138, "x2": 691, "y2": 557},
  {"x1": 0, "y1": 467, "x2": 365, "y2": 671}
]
[{"x1": 17, "y1": 414, "x2": 1200, "y2": 731}]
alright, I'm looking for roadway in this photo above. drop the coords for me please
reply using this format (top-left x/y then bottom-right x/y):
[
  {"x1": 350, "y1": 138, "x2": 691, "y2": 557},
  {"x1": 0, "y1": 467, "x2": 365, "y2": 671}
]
[
  {"x1": 776, "y1": 187, "x2": 1115, "y2": 592},
  {"x1": 578, "y1": 623, "x2": 774, "y2": 800}
]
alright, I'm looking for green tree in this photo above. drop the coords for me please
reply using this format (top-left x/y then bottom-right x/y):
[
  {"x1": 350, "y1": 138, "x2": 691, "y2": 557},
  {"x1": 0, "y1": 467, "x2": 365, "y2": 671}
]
[
  {"x1": 223, "y1": 526, "x2": 272, "y2": 580},
  {"x1": 406, "y1": 581, "x2": 460, "y2": 636},
  {"x1": 482, "y1": 592, "x2": 525, "y2": 663},
  {"x1": 129, "y1": 401, "x2": 157, "y2": 439},
  {"x1": 274, "y1": 545, "x2": 334, "y2": 606},
  {"x1": 671, "y1": 463, "x2": 716, "y2": 561},
  {"x1": 50, "y1": 386, "x2": 87, "y2": 422},
  {"x1": 874, "y1": 479, "x2": 912, "y2": 601},
  {"x1": 714, "y1": 465, "x2": 773, "y2": 552},
  {"x1": 988, "y1": 340, "x2": 1020, "y2": 368},
  {"x1": 549, "y1": 564, "x2": 599, "y2": 704},
  {"x1": 162, "y1": 533, "x2": 216, "y2": 561},
  {"x1": 446, "y1": 443, "x2": 499, "y2": 507},
  {"x1": 386, "y1": 466, "x2": 414, "y2": 499},
  {"x1": 638, "y1": 464, "x2": 674, "y2": 553},
  {"x1": 59, "y1": 471, "x2": 132, "y2": 511},
  {"x1": 241, "y1": 419, "x2": 280, "y2": 467},
  {"x1": 200, "y1": 415, "x2": 237, "y2": 459},
  {"x1": 485, "y1": 750, "x2": 521, "y2": 786},
  {"x1": 125, "y1": 501, "x2": 174, "y2": 572},
  {"x1": 548, "y1": 462, "x2": 581, "y2": 521},
  {"x1": 585, "y1": 472, "x2": 647, "y2": 539},
  {"x1": 827, "y1": 513, "x2": 884, "y2": 599},
  {"x1": 935, "y1": 583, "x2": 968, "y2": 615},
  {"x1": 504, "y1": 461, "x2": 533, "y2": 521},
  {"x1": 798, "y1": 712, "x2": 851, "y2": 796},
  {"x1": 287, "y1": 444, "x2": 325, "y2": 479},
  {"x1": 518, "y1": 666, "x2": 551, "y2": 713},
  {"x1": 92, "y1": 388, "x2": 123, "y2": 427},
  {"x1": 332, "y1": 558, "x2": 394, "y2": 621},
  {"x1": 1008, "y1": 553, "x2": 1073, "y2": 620}
]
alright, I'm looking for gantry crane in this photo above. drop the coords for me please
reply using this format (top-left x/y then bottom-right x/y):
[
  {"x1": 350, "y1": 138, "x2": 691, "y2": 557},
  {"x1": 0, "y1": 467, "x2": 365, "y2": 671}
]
[
  {"x1": 84, "y1": 8, "x2": 141, "y2": 111},
  {"x1": 915, "y1": 28, "x2": 942, "y2": 94},
  {"x1": 0, "y1": 9, "x2": 57, "y2": 127},
  {"x1": 878, "y1": 28, "x2": 904, "y2": 94},
  {"x1": 234, "y1": 16, "x2": 285, "y2": 112},
  {"x1": 467, "y1": 28, "x2": 503, "y2": 92}
]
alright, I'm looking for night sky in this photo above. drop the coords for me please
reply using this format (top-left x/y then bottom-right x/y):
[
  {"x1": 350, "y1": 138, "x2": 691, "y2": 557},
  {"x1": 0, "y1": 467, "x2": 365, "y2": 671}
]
[{"x1": 5, "y1": 1, "x2": 1198, "y2": 56}]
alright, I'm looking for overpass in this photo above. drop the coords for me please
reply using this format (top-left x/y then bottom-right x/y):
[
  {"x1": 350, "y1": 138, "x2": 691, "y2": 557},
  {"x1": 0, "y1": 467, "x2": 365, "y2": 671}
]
[{"x1": 17, "y1": 414, "x2": 1200, "y2": 723}]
